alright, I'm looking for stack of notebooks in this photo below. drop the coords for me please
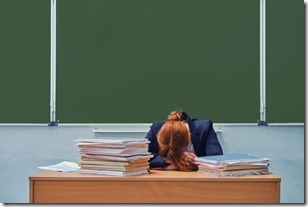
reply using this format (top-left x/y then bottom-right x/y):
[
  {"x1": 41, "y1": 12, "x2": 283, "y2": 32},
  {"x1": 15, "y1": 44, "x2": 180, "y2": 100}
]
[
  {"x1": 75, "y1": 138, "x2": 153, "y2": 176},
  {"x1": 194, "y1": 153, "x2": 270, "y2": 177}
]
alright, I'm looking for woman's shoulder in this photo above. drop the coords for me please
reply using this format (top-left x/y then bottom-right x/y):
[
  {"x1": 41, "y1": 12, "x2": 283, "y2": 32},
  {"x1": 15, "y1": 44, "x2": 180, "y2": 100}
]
[
  {"x1": 150, "y1": 121, "x2": 165, "y2": 130},
  {"x1": 192, "y1": 118, "x2": 213, "y2": 125},
  {"x1": 146, "y1": 121, "x2": 165, "y2": 139},
  {"x1": 150, "y1": 121, "x2": 165, "y2": 132},
  {"x1": 191, "y1": 118, "x2": 214, "y2": 131}
]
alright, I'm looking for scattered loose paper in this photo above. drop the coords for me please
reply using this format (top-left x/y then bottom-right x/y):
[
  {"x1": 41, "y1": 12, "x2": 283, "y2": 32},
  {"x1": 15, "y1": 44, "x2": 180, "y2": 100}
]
[{"x1": 38, "y1": 161, "x2": 80, "y2": 172}]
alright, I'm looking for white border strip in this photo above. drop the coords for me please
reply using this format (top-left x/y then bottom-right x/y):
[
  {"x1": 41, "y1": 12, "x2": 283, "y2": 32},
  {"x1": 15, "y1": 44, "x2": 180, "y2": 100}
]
[
  {"x1": 0, "y1": 124, "x2": 49, "y2": 127},
  {"x1": 0, "y1": 123, "x2": 303, "y2": 130},
  {"x1": 50, "y1": 0, "x2": 57, "y2": 124},
  {"x1": 260, "y1": 0, "x2": 267, "y2": 124}
]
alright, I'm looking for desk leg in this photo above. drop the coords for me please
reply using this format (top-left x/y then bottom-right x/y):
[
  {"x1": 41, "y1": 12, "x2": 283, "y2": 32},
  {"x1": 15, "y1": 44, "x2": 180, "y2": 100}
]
[{"x1": 29, "y1": 180, "x2": 33, "y2": 203}]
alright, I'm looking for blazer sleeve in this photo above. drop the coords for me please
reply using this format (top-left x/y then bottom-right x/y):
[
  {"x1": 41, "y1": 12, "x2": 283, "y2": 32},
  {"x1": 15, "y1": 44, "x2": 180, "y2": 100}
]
[
  {"x1": 145, "y1": 122, "x2": 165, "y2": 169},
  {"x1": 204, "y1": 120, "x2": 223, "y2": 156}
]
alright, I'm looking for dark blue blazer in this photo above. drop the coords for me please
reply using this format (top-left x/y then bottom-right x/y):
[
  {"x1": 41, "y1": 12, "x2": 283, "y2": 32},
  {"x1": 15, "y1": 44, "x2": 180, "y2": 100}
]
[{"x1": 145, "y1": 112, "x2": 223, "y2": 168}]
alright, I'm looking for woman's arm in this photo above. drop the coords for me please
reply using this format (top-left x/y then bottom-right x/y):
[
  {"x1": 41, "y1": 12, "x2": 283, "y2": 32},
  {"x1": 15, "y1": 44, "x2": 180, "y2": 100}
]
[
  {"x1": 145, "y1": 122, "x2": 165, "y2": 169},
  {"x1": 205, "y1": 120, "x2": 223, "y2": 156}
]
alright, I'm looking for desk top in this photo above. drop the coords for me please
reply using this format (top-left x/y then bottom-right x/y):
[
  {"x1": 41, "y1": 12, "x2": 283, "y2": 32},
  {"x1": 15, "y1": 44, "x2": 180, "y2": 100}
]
[{"x1": 30, "y1": 170, "x2": 280, "y2": 182}]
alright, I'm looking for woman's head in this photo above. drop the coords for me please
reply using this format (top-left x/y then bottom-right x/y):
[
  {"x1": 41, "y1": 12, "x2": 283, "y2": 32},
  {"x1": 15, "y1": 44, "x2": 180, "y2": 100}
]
[{"x1": 157, "y1": 111, "x2": 191, "y2": 170}]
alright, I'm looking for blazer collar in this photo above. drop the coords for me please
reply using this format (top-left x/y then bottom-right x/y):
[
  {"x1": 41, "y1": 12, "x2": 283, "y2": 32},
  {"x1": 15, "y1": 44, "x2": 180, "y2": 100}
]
[
  {"x1": 182, "y1": 111, "x2": 196, "y2": 132},
  {"x1": 182, "y1": 111, "x2": 202, "y2": 156}
]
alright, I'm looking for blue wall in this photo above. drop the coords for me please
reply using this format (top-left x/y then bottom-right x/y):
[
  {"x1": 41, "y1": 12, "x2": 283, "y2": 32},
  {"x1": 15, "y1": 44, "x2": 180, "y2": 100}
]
[{"x1": 0, "y1": 125, "x2": 304, "y2": 203}]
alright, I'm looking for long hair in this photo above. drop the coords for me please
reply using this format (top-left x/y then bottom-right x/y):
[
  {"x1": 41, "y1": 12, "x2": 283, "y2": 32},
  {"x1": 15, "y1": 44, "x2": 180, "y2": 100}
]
[{"x1": 157, "y1": 111, "x2": 191, "y2": 171}]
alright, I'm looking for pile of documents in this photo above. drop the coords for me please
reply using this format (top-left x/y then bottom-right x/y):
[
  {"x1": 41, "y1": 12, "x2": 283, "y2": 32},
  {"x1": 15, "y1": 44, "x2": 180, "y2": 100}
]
[
  {"x1": 75, "y1": 138, "x2": 153, "y2": 176},
  {"x1": 194, "y1": 153, "x2": 270, "y2": 177}
]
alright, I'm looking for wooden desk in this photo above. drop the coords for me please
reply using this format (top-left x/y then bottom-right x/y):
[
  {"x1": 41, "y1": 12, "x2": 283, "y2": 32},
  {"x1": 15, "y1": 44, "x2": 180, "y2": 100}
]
[{"x1": 29, "y1": 170, "x2": 280, "y2": 203}]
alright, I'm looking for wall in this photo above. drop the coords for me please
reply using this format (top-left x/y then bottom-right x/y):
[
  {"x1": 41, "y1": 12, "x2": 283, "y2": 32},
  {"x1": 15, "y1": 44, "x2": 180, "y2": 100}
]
[{"x1": 0, "y1": 125, "x2": 304, "y2": 203}]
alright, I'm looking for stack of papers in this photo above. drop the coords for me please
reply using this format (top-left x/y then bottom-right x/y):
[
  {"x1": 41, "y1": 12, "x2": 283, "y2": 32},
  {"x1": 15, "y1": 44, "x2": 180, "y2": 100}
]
[
  {"x1": 194, "y1": 153, "x2": 270, "y2": 177},
  {"x1": 75, "y1": 138, "x2": 153, "y2": 176}
]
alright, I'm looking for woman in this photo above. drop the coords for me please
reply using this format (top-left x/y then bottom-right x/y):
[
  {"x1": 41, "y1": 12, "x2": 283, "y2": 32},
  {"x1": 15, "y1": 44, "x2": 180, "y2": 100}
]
[{"x1": 146, "y1": 111, "x2": 223, "y2": 171}]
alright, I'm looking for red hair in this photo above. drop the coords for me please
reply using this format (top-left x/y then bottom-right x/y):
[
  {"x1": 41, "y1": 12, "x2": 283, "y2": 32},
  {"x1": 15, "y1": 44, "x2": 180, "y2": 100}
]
[{"x1": 157, "y1": 111, "x2": 191, "y2": 171}]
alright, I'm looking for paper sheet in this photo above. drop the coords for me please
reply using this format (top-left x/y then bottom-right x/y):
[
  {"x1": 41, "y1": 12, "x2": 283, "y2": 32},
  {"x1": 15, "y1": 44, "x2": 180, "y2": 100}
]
[{"x1": 38, "y1": 161, "x2": 80, "y2": 172}]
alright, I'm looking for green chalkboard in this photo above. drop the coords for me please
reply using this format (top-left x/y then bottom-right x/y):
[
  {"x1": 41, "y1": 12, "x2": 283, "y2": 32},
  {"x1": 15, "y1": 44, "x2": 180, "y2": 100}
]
[
  {"x1": 266, "y1": 0, "x2": 304, "y2": 123},
  {"x1": 56, "y1": 0, "x2": 261, "y2": 123},
  {"x1": 0, "y1": 0, "x2": 304, "y2": 123},
  {"x1": 0, "y1": 0, "x2": 50, "y2": 123}
]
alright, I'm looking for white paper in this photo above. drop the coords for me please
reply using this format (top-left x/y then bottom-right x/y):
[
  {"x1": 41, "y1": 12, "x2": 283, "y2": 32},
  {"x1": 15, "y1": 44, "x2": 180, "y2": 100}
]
[{"x1": 38, "y1": 161, "x2": 80, "y2": 172}]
